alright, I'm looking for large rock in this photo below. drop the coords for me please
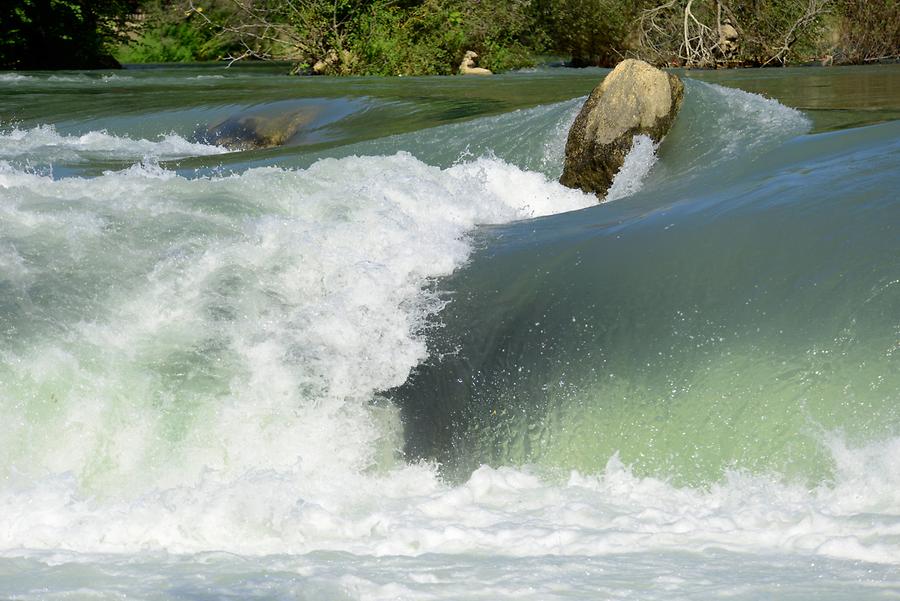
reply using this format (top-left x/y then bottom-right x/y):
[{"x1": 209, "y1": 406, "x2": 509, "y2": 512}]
[
  {"x1": 560, "y1": 59, "x2": 684, "y2": 198},
  {"x1": 199, "y1": 106, "x2": 321, "y2": 151}
]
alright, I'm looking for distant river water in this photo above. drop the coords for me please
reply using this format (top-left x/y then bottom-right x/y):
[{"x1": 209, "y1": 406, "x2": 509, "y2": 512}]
[{"x1": 0, "y1": 63, "x2": 898, "y2": 600}]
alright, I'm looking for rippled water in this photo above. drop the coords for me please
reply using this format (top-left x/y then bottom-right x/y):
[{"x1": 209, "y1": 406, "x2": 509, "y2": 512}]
[{"x1": 1, "y1": 63, "x2": 898, "y2": 600}]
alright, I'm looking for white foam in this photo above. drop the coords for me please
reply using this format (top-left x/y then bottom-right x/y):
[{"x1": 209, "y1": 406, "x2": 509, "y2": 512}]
[
  {"x1": 0, "y1": 73, "x2": 31, "y2": 83},
  {"x1": 539, "y1": 100, "x2": 581, "y2": 174},
  {"x1": 98, "y1": 74, "x2": 135, "y2": 82},
  {"x1": 706, "y1": 83, "x2": 811, "y2": 156},
  {"x1": 46, "y1": 74, "x2": 92, "y2": 82},
  {"x1": 605, "y1": 134, "x2": 659, "y2": 201},
  {"x1": 0, "y1": 102, "x2": 894, "y2": 572},
  {"x1": 661, "y1": 81, "x2": 811, "y2": 180},
  {"x1": 0, "y1": 124, "x2": 227, "y2": 163},
  {"x1": 1, "y1": 432, "x2": 898, "y2": 564},
  {"x1": 0, "y1": 154, "x2": 594, "y2": 556}
]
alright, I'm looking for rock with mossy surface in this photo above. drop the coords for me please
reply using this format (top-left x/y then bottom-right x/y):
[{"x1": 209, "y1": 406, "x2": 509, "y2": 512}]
[
  {"x1": 198, "y1": 107, "x2": 322, "y2": 151},
  {"x1": 560, "y1": 59, "x2": 684, "y2": 199}
]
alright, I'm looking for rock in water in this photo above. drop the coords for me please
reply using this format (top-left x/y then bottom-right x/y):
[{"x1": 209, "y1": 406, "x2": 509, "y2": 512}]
[
  {"x1": 560, "y1": 59, "x2": 684, "y2": 199},
  {"x1": 200, "y1": 107, "x2": 321, "y2": 151}
]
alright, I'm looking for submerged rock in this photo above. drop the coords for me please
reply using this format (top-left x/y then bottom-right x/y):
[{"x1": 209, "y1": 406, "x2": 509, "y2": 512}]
[
  {"x1": 199, "y1": 107, "x2": 321, "y2": 151},
  {"x1": 560, "y1": 58, "x2": 684, "y2": 199}
]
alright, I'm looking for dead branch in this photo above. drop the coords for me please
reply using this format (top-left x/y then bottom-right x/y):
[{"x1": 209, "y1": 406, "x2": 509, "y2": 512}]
[{"x1": 761, "y1": 0, "x2": 834, "y2": 66}]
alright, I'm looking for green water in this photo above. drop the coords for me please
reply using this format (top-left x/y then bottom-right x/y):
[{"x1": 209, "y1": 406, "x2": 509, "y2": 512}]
[
  {"x1": 1, "y1": 62, "x2": 899, "y2": 599},
  {"x1": 388, "y1": 66, "x2": 900, "y2": 485},
  {"x1": 687, "y1": 64, "x2": 900, "y2": 131},
  {"x1": 3, "y1": 63, "x2": 898, "y2": 170}
]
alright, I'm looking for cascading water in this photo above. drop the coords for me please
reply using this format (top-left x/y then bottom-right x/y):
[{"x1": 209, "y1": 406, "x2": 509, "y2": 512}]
[{"x1": 1, "y1": 64, "x2": 898, "y2": 600}]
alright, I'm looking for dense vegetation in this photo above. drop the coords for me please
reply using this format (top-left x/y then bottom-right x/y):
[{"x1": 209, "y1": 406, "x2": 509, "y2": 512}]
[
  {"x1": 2, "y1": 0, "x2": 897, "y2": 72},
  {"x1": 1, "y1": 0, "x2": 138, "y2": 69}
]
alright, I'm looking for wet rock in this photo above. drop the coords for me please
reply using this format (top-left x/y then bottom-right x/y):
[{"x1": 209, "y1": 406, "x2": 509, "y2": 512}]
[
  {"x1": 199, "y1": 107, "x2": 321, "y2": 151},
  {"x1": 560, "y1": 59, "x2": 684, "y2": 199}
]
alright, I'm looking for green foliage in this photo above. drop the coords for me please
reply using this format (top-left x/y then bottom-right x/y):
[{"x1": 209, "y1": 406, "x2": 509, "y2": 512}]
[
  {"x1": 835, "y1": 0, "x2": 900, "y2": 62},
  {"x1": 115, "y1": 0, "x2": 538, "y2": 75},
  {"x1": 540, "y1": 0, "x2": 639, "y2": 66},
  {"x1": 117, "y1": 20, "x2": 205, "y2": 63},
  {"x1": 1, "y1": 0, "x2": 138, "y2": 69},
  {"x1": 352, "y1": 1, "x2": 466, "y2": 75},
  {"x1": 279, "y1": 0, "x2": 538, "y2": 76},
  {"x1": 114, "y1": 1, "x2": 239, "y2": 63},
  {"x1": 632, "y1": 0, "x2": 837, "y2": 68},
  {"x1": 16, "y1": 0, "x2": 887, "y2": 73},
  {"x1": 455, "y1": 0, "x2": 541, "y2": 70},
  {"x1": 730, "y1": 0, "x2": 833, "y2": 65},
  {"x1": 351, "y1": 0, "x2": 537, "y2": 75}
]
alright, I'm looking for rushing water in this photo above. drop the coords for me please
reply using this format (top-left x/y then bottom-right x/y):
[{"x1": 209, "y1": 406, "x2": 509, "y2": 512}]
[{"x1": 0, "y1": 63, "x2": 898, "y2": 599}]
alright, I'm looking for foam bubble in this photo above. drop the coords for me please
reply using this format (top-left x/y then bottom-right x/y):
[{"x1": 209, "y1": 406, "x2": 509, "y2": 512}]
[
  {"x1": 706, "y1": 83, "x2": 811, "y2": 156},
  {"x1": 647, "y1": 81, "x2": 811, "y2": 186},
  {"x1": 539, "y1": 100, "x2": 581, "y2": 174},
  {"x1": 0, "y1": 151, "x2": 896, "y2": 568},
  {"x1": 0, "y1": 79, "x2": 893, "y2": 582}
]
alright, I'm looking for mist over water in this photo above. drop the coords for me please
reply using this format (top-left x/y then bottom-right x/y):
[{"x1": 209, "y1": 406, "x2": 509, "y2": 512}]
[{"x1": 1, "y1": 64, "x2": 899, "y2": 600}]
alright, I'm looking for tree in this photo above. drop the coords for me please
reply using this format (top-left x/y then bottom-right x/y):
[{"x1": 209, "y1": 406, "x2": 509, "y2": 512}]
[
  {"x1": 541, "y1": 0, "x2": 639, "y2": 67},
  {"x1": 0, "y1": 0, "x2": 138, "y2": 69},
  {"x1": 636, "y1": 0, "x2": 834, "y2": 67},
  {"x1": 182, "y1": 0, "x2": 538, "y2": 75},
  {"x1": 836, "y1": 0, "x2": 900, "y2": 63}
]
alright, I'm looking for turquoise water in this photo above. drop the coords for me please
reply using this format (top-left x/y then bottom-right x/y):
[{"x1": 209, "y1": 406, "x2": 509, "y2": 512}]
[{"x1": 0, "y1": 64, "x2": 898, "y2": 599}]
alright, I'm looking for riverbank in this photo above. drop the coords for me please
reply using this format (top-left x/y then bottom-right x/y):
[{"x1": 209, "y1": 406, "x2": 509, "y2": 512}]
[{"x1": 2, "y1": 1, "x2": 897, "y2": 73}]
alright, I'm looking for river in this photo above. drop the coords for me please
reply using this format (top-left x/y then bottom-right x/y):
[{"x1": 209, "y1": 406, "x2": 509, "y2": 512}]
[{"x1": 1, "y1": 63, "x2": 898, "y2": 599}]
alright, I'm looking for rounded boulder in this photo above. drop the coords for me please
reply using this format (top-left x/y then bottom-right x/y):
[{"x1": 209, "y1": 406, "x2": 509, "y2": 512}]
[{"x1": 560, "y1": 59, "x2": 684, "y2": 199}]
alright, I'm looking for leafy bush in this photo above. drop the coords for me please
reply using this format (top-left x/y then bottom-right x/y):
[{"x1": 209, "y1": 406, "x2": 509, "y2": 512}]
[
  {"x1": 351, "y1": 0, "x2": 466, "y2": 75},
  {"x1": 277, "y1": 0, "x2": 538, "y2": 75},
  {"x1": 1, "y1": 0, "x2": 138, "y2": 69},
  {"x1": 42, "y1": 0, "x2": 891, "y2": 73},
  {"x1": 117, "y1": 20, "x2": 205, "y2": 63},
  {"x1": 835, "y1": 0, "x2": 900, "y2": 63},
  {"x1": 114, "y1": 0, "x2": 246, "y2": 63},
  {"x1": 121, "y1": 0, "x2": 538, "y2": 75},
  {"x1": 633, "y1": 0, "x2": 835, "y2": 67},
  {"x1": 541, "y1": 0, "x2": 638, "y2": 66},
  {"x1": 730, "y1": 0, "x2": 833, "y2": 65}
]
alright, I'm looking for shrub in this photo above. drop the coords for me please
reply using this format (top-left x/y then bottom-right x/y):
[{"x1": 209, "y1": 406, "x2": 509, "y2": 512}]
[
  {"x1": 633, "y1": 0, "x2": 835, "y2": 67},
  {"x1": 115, "y1": 0, "x2": 247, "y2": 63},
  {"x1": 835, "y1": 0, "x2": 900, "y2": 63},
  {"x1": 730, "y1": 0, "x2": 834, "y2": 65},
  {"x1": 541, "y1": 0, "x2": 639, "y2": 67},
  {"x1": 1, "y1": 0, "x2": 138, "y2": 69}
]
